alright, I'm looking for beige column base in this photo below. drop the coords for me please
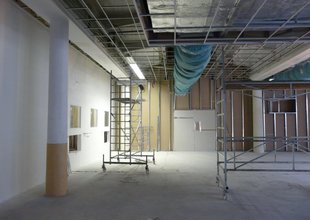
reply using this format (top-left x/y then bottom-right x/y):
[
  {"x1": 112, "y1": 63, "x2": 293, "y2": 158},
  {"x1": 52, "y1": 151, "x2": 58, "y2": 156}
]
[{"x1": 45, "y1": 143, "x2": 68, "y2": 196}]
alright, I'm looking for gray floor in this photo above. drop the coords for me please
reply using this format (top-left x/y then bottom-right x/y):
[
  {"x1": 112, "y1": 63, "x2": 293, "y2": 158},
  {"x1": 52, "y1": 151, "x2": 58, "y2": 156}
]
[{"x1": 0, "y1": 152, "x2": 310, "y2": 220}]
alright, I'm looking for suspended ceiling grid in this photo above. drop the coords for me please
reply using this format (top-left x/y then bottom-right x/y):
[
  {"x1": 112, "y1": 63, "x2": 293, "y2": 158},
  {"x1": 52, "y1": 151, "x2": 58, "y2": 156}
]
[{"x1": 54, "y1": 0, "x2": 310, "y2": 81}]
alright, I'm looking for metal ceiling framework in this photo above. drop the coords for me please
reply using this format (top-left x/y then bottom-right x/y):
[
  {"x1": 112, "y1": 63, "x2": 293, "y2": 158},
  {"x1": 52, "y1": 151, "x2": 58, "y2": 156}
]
[
  {"x1": 54, "y1": 0, "x2": 310, "y2": 81},
  {"x1": 54, "y1": 0, "x2": 172, "y2": 81}
]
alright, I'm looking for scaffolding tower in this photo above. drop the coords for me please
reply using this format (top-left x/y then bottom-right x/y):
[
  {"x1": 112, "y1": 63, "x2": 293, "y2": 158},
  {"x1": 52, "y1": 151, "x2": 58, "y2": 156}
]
[
  {"x1": 102, "y1": 76, "x2": 155, "y2": 172},
  {"x1": 215, "y1": 47, "x2": 310, "y2": 200}
]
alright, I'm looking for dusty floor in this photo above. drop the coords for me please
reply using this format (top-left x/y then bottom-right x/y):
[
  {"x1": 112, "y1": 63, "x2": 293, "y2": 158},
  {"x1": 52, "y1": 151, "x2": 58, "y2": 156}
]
[{"x1": 0, "y1": 152, "x2": 310, "y2": 220}]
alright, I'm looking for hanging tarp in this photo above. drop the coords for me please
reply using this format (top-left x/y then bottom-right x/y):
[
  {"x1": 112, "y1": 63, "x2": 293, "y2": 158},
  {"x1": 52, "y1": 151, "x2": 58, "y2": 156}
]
[
  {"x1": 272, "y1": 59, "x2": 310, "y2": 81},
  {"x1": 174, "y1": 45, "x2": 212, "y2": 96}
]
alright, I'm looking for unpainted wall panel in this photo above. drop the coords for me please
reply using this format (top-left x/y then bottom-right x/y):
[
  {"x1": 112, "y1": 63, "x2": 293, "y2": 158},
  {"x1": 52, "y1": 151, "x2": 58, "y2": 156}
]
[
  {"x1": 244, "y1": 91, "x2": 253, "y2": 151},
  {"x1": 287, "y1": 114, "x2": 296, "y2": 151},
  {"x1": 160, "y1": 81, "x2": 171, "y2": 151},
  {"x1": 150, "y1": 83, "x2": 159, "y2": 150},
  {"x1": 200, "y1": 78, "x2": 211, "y2": 109},
  {"x1": 191, "y1": 82, "x2": 200, "y2": 109},
  {"x1": 265, "y1": 114, "x2": 274, "y2": 151},
  {"x1": 276, "y1": 114, "x2": 285, "y2": 151},
  {"x1": 175, "y1": 94, "x2": 189, "y2": 110},
  {"x1": 175, "y1": 78, "x2": 214, "y2": 110},
  {"x1": 140, "y1": 81, "x2": 171, "y2": 151},
  {"x1": 233, "y1": 92, "x2": 243, "y2": 151},
  {"x1": 297, "y1": 90, "x2": 307, "y2": 148}
]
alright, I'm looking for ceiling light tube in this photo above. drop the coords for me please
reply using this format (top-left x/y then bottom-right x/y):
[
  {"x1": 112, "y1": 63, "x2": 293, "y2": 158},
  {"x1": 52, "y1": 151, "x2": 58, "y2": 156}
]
[
  {"x1": 126, "y1": 56, "x2": 145, "y2": 80},
  {"x1": 130, "y1": 63, "x2": 145, "y2": 80}
]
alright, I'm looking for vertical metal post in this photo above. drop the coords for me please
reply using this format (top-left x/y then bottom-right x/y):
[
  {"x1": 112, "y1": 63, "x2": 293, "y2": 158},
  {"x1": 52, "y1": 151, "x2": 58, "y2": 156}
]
[
  {"x1": 157, "y1": 82, "x2": 161, "y2": 151},
  {"x1": 292, "y1": 141, "x2": 295, "y2": 170},
  {"x1": 262, "y1": 91, "x2": 266, "y2": 151},
  {"x1": 189, "y1": 91, "x2": 192, "y2": 110},
  {"x1": 221, "y1": 46, "x2": 228, "y2": 194},
  {"x1": 109, "y1": 76, "x2": 112, "y2": 163},
  {"x1": 211, "y1": 79, "x2": 214, "y2": 109},
  {"x1": 198, "y1": 78, "x2": 201, "y2": 109},
  {"x1": 173, "y1": 94, "x2": 176, "y2": 110},
  {"x1": 284, "y1": 91, "x2": 288, "y2": 152},
  {"x1": 285, "y1": 113, "x2": 288, "y2": 151},
  {"x1": 273, "y1": 91, "x2": 277, "y2": 161},
  {"x1": 241, "y1": 90, "x2": 245, "y2": 151},
  {"x1": 170, "y1": 81, "x2": 174, "y2": 151},
  {"x1": 295, "y1": 90, "x2": 299, "y2": 150},
  {"x1": 216, "y1": 88, "x2": 220, "y2": 178},
  {"x1": 129, "y1": 75, "x2": 132, "y2": 164},
  {"x1": 273, "y1": 114, "x2": 277, "y2": 161},
  {"x1": 140, "y1": 87, "x2": 143, "y2": 152},
  {"x1": 306, "y1": 90, "x2": 309, "y2": 151},
  {"x1": 231, "y1": 91, "x2": 236, "y2": 169},
  {"x1": 148, "y1": 82, "x2": 151, "y2": 151}
]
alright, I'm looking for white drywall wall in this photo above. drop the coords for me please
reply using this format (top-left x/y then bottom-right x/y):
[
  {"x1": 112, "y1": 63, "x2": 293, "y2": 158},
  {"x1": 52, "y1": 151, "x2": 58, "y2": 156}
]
[
  {"x1": 174, "y1": 110, "x2": 216, "y2": 151},
  {"x1": 68, "y1": 46, "x2": 110, "y2": 170},
  {"x1": 0, "y1": 0, "x2": 49, "y2": 203},
  {"x1": 0, "y1": 0, "x2": 111, "y2": 202}
]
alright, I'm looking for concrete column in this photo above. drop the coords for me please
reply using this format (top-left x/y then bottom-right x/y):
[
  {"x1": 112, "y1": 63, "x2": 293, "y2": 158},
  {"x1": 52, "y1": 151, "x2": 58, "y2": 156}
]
[
  {"x1": 46, "y1": 16, "x2": 69, "y2": 196},
  {"x1": 253, "y1": 90, "x2": 264, "y2": 153}
]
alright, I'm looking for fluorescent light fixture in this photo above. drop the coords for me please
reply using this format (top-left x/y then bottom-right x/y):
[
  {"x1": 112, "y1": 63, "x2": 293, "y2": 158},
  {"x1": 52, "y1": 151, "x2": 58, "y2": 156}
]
[
  {"x1": 130, "y1": 63, "x2": 145, "y2": 80},
  {"x1": 126, "y1": 57, "x2": 145, "y2": 80},
  {"x1": 268, "y1": 77, "x2": 274, "y2": 81}
]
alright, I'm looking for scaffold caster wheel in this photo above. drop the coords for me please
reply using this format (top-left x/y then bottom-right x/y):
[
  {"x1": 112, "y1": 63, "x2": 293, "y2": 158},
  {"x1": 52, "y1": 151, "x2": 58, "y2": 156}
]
[
  {"x1": 117, "y1": 157, "x2": 120, "y2": 162},
  {"x1": 223, "y1": 187, "x2": 229, "y2": 200},
  {"x1": 152, "y1": 158, "x2": 155, "y2": 164},
  {"x1": 223, "y1": 193, "x2": 227, "y2": 200},
  {"x1": 145, "y1": 165, "x2": 149, "y2": 173},
  {"x1": 102, "y1": 164, "x2": 106, "y2": 172}
]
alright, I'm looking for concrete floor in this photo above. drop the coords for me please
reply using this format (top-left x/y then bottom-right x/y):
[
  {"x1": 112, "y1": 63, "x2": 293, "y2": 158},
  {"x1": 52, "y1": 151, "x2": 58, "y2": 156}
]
[{"x1": 0, "y1": 152, "x2": 310, "y2": 220}]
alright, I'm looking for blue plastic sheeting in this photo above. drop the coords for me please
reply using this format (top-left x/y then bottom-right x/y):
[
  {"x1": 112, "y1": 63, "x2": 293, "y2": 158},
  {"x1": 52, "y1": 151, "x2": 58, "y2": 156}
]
[
  {"x1": 272, "y1": 59, "x2": 310, "y2": 81},
  {"x1": 174, "y1": 45, "x2": 212, "y2": 96}
]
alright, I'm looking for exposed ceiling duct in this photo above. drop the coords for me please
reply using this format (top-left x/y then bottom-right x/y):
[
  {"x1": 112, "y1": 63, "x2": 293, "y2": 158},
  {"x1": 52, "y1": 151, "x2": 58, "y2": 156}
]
[
  {"x1": 135, "y1": 0, "x2": 310, "y2": 45},
  {"x1": 269, "y1": 58, "x2": 310, "y2": 81},
  {"x1": 250, "y1": 44, "x2": 310, "y2": 80},
  {"x1": 51, "y1": 0, "x2": 310, "y2": 82},
  {"x1": 174, "y1": 45, "x2": 212, "y2": 95}
]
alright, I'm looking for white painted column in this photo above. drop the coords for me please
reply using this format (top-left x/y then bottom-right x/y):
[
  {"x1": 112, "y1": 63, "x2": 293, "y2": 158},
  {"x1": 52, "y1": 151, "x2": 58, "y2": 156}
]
[
  {"x1": 253, "y1": 90, "x2": 264, "y2": 153},
  {"x1": 46, "y1": 16, "x2": 69, "y2": 196}
]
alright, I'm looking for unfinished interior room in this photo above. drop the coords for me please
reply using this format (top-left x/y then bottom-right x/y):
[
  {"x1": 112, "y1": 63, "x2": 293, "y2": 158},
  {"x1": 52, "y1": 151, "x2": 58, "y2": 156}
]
[{"x1": 0, "y1": 0, "x2": 310, "y2": 219}]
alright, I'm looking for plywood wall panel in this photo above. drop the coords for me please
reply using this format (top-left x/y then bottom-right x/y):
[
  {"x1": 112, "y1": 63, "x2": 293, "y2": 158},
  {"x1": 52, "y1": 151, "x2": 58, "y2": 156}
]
[
  {"x1": 150, "y1": 83, "x2": 159, "y2": 150},
  {"x1": 175, "y1": 94, "x2": 189, "y2": 110},
  {"x1": 191, "y1": 82, "x2": 200, "y2": 109},
  {"x1": 160, "y1": 82, "x2": 171, "y2": 151},
  {"x1": 233, "y1": 92, "x2": 243, "y2": 151},
  {"x1": 287, "y1": 114, "x2": 296, "y2": 151},
  {"x1": 276, "y1": 114, "x2": 285, "y2": 151},
  {"x1": 297, "y1": 90, "x2": 307, "y2": 148},
  {"x1": 244, "y1": 91, "x2": 253, "y2": 151},
  {"x1": 200, "y1": 78, "x2": 211, "y2": 109},
  {"x1": 175, "y1": 77, "x2": 213, "y2": 110},
  {"x1": 265, "y1": 114, "x2": 274, "y2": 151}
]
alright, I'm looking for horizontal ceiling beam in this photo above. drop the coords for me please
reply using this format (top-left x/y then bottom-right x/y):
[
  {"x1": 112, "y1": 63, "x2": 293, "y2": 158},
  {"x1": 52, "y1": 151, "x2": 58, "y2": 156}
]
[
  {"x1": 250, "y1": 44, "x2": 310, "y2": 80},
  {"x1": 225, "y1": 81, "x2": 310, "y2": 90}
]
